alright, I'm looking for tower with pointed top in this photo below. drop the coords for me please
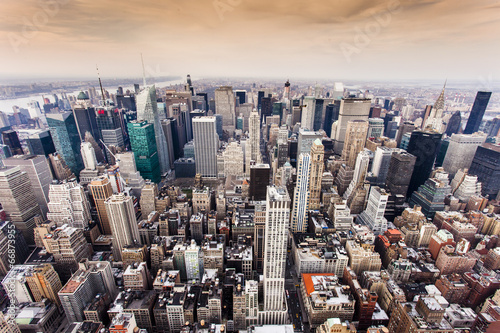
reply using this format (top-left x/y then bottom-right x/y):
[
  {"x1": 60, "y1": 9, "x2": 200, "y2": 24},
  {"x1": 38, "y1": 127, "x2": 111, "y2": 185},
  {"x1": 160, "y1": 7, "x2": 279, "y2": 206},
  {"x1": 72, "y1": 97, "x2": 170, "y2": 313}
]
[
  {"x1": 136, "y1": 85, "x2": 170, "y2": 174},
  {"x1": 308, "y1": 139, "x2": 324, "y2": 210},
  {"x1": 425, "y1": 81, "x2": 447, "y2": 132}
]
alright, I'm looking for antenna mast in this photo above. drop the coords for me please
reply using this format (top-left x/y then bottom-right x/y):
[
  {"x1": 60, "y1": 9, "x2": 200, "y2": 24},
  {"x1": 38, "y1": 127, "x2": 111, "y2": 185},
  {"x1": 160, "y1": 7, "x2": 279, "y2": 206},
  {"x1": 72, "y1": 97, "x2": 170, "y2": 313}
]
[
  {"x1": 96, "y1": 65, "x2": 106, "y2": 106},
  {"x1": 141, "y1": 53, "x2": 147, "y2": 87}
]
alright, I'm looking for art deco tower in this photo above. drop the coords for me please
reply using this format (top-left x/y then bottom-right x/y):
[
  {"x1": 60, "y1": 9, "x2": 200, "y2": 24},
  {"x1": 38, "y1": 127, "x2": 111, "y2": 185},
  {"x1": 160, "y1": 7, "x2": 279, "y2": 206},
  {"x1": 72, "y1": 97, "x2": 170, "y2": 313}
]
[{"x1": 308, "y1": 139, "x2": 324, "y2": 210}]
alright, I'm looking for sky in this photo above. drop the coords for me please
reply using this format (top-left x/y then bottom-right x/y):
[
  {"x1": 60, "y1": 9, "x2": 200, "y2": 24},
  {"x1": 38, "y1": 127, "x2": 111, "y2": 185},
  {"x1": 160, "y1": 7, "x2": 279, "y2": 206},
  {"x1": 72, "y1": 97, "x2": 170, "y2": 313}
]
[{"x1": 0, "y1": 0, "x2": 499, "y2": 82}]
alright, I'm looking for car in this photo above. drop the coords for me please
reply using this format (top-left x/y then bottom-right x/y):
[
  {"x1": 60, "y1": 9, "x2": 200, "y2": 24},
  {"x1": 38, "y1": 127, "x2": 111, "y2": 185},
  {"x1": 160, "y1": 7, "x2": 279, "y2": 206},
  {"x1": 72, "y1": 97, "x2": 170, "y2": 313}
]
[{"x1": 296, "y1": 314, "x2": 299, "y2": 318}]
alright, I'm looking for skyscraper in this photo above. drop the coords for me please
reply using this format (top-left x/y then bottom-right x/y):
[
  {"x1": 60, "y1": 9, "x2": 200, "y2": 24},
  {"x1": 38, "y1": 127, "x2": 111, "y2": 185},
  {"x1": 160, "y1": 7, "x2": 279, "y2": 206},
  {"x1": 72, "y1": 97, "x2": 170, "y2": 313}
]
[
  {"x1": 1, "y1": 130, "x2": 23, "y2": 155},
  {"x1": 341, "y1": 120, "x2": 369, "y2": 168},
  {"x1": 127, "y1": 120, "x2": 161, "y2": 183},
  {"x1": 291, "y1": 154, "x2": 310, "y2": 233},
  {"x1": 248, "y1": 110, "x2": 262, "y2": 166},
  {"x1": 47, "y1": 180, "x2": 92, "y2": 229},
  {"x1": 136, "y1": 85, "x2": 170, "y2": 173},
  {"x1": 0, "y1": 166, "x2": 41, "y2": 244},
  {"x1": 88, "y1": 177, "x2": 114, "y2": 235},
  {"x1": 26, "y1": 130, "x2": 56, "y2": 157},
  {"x1": 80, "y1": 142, "x2": 97, "y2": 171},
  {"x1": 333, "y1": 97, "x2": 371, "y2": 154},
  {"x1": 301, "y1": 96, "x2": 316, "y2": 130},
  {"x1": 261, "y1": 186, "x2": 290, "y2": 325},
  {"x1": 468, "y1": 143, "x2": 500, "y2": 199},
  {"x1": 249, "y1": 164, "x2": 271, "y2": 201},
  {"x1": 357, "y1": 186, "x2": 389, "y2": 235},
  {"x1": 442, "y1": 133, "x2": 487, "y2": 177},
  {"x1": 193, "y1": 116, "x2": 219, "y2": 178},
  {"x1": 406, "y1": 130, "x2": 442, "y2": 197},
  {"x1": 215, "y1": 86, "x2": 236, "y2": 132},
  {"x1": 3, "y1": 155, "x2": 52, "y2": 218},
  {"x1": 73, "y1": 91, "x2": 99, "y2": 141},
  {"x1": 308, "y1": 139, "x2": 324, "y2": 210},
  {"x1": 46, "y1": 112, "x2": 84, "y2": 176},
  {"x1": 385, "y1": 151, "x2": 416, "y2": 196},
  {"x1": 371, "y1": 147, "x2": 393, "y2": 186},
  {"x1": 105, "y1": 194, "x2": 140, "y2": 261},
  {"x1": 464, "y1": 91, "x2": 492, "y2": 134}
]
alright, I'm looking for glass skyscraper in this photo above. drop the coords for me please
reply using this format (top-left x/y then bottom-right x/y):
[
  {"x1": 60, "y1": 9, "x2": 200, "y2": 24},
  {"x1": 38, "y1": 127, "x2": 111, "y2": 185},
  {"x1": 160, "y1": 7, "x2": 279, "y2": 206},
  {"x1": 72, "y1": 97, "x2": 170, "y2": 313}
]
[
  {"x1": 464, "y1": 91, "x2": 492, "y2": 134},
  {"x1": 127, "y1": 120, "x2": 161, "y2": 183}
]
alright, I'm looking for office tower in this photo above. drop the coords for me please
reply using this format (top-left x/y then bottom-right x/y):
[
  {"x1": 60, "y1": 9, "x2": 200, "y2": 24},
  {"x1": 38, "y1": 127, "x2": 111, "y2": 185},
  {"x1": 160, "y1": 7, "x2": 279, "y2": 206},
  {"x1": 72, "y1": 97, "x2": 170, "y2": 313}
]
[
  {"x1": 406, "y1": 130, "x2": 442, "y2": 197},
  {"x1": 0, "y1": 221, "x2": 29, "y2": 275},
  {"x1": 58, "y1": 260, "x2": 117, "y2": 322},
  {"x1": 136, "y1": 85, "x2": 170, "y2": 173},
  {"x1": 248, "y1": 110, "x2": 261, "y2": 166},
  {"x1": 161, "y1": 119, "x2": 176, "y2": 169},
  {"x1": 324, "y1": 101, "x2": 340, "y2": 137},
  {"x1": 185, "y1": 240, "x2": 203, "y2": 281},
  {"x1": 193, "y1": 116, "x2": 219, "y2": 178},
  {"x1": 468, "y1": 143, "x2": 500, "y2": 198},
  {"x1": 1, "y1": 130, "x2": 23, "y2": 155},
  {"x1": 333, "y1": 97, "x2": 371, "y2": 154},
  {"x1": 88, "y1": 177, "x2": 114, "y2": 235},
  {"x1": 385, "y1": 151, "x2": 416, "y2": 196},
  {"x1": 27, "y1": 130, "x2": 56, "y2": 157},
  {"x1": 371, "y1": 147, "x2": 393, "y2": 186},
  {"x1": 25, "y1": 264, "x2": 63, "y2": 307},
  {"x1": 3, "y1": 155, "x2": 52, "y2": 218},
  {"x1": 261, "y1": 96, "x2": 274, "y2": 124},
  {"x1": 409, "y1": 178, "x2": 451, "y2": 218},
  {"x1": 291, "y1": 154, "x2": 311, "y2": 233},
  {"x1": 27, "y1": 100, "x2": 43, "y2": 119},
  {"x1": 297, "y1": 129, "x2": 323, "y2": 155},
  {"x1": 446, "y1": 111, "x2": 462, "y2": 136},
  {"x1": 367, "y1": 118, "x2": 384, "y2": 139},
  {"x1": 253, "y1": 203, "x2": 266, "y2": 273},
  {"x1": 105, "y1": 194, "x2": 140, "y2": 261},
  {"x1": 301, "y1": 96, "x2": 316, "y2": 130},
  {"x1": 47, "y1": 180, "x2": 91, "y2": 229},
  {"x1": 424, "y1": 82, "x2": 446, "y2": 131},
  {"x1": 395, "y1": 121, "x2": 415, "y2": 147},
  {"x1": 235, "y1": 90, "x2": 246, "y2": 105},
  {"x1": 73, "y1": 92, "x2": 99, "y2": 141},
  {"x1": 116, "y1": 152, "x2": 145, "y2": 195},
  {"x1": 249, "y1": 164, "x2": 270, "y2": 201},
  {"x1": 127, "y1": 120, "x2": 161, "y2": 183},
  {"x1": 357, "y1": 186, "x2": 389, "y2": 235},
  {"x1": 464, "y1": 91, "x2": 492, "y2": 134},
  {"x1": 0, "y1": 166, "x2": 41, "y2": 244},
  {"x1": 96, "y1": 106, "x2": 125, "y2": 162},
  {"x1": 46, "y1": 112, "x2": 84, "y2": 176},
  {"x1": 80, "y1": 141, "x2": 97, "y2": 171},
  {"x1": 140, "y1": 182, "x2": 158, "y2": 218},
  {"x1": 341, "y1": 120, "x2": 369, "y2": 168},
  {"x1": 261, "y1": 186, "x2": 290, "y2": 325},
  {"x1": 442, "y1": 133, "x2": 487, "y2": 177},
  {"x1": 215, "y1": 86, "x2": 236, "y2": 132},
  {"x1": 223, "y1": 142, "x2": 244, "y2": 177},
  {"x1": 309, "y1": 139, "x2": 324, "y2": 210}
]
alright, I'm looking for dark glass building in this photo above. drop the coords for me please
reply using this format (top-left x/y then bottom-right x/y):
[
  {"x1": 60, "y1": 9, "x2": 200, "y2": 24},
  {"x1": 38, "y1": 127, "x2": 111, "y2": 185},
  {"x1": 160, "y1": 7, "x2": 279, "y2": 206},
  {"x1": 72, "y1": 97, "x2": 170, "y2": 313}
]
[
  {"x1": 1, "y1": 130, "x2": 23, "y2": 155},
  {"x1": 313, "y1": 98, "x2": 324, "y2": 131},
  {"x1": 464, "y1": 91, "x2": 492, "y2": 134},
  {"x1": 235, "y1": 91, "x2": 246, "y2": 105},
  {"x1": 127, "y1": 120, "x2": 161, "y2": 183},
  {"x1": 385, "y1": 151, "x2": 416, "y2": 196},
  {"x1": 324, "y1": 101, "x2": 340, "y2": 137},
  {"x1": 249, "y1": 164, "x2": 270, "y2": 201},
  {"x1": 468, "y1": 143, "x2": 500, "y2": 199},
  {"x1": 445, "y1": 111, "x2": 462, "y2": 136},
  {"x1": 27, "y1": 130, "x2": 56, "y2": 156},
  {"x1": 406, "y1": 130, "x2": 443, "y2": 197},
  {"x1": 73, "y1": 106, "x2": 99, "y2": 141},
  {"x1": 46, "y1": 112, "x2": 84, "y2": 176}
]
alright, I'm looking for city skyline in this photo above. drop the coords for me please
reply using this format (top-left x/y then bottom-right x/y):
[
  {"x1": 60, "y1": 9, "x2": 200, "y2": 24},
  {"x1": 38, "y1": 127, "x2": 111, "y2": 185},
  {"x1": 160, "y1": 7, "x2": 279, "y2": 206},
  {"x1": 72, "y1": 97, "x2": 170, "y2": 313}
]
[{"x1": 0, "y1": 0, "x2": 499, "y2": 81}]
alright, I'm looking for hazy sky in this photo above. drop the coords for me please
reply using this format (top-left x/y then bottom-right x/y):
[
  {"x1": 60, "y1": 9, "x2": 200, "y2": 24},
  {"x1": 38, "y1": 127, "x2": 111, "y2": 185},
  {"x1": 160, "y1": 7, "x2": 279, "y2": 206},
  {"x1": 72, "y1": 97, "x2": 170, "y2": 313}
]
[{"x1": 1, "y1": 0, "x2": 499, "y2": 82}]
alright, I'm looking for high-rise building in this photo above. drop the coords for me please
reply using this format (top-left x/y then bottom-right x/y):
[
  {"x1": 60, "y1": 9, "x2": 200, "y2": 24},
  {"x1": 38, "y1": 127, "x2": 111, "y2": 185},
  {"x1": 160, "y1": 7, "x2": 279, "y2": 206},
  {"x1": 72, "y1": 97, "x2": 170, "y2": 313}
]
[
  {"x1": 261, "y1": 186, "x2": 290, "y2": 325},
  {"x1": 323, "y1": 101, "x2": 340, "y2": 137},
  {"x1": 223, "y1": 142, "x2": 244, "y2": 177},
  {"x1": 88, "y1": 177, "x2": 114, "y2": 235},
  {"x1": 367, "y1": 118, "x2": 385, "y2": 139},
  {"x1": 73, "y1": 92, "x2": 99, "y2": 141},
  {"x1": 46, "y1": 112, "x2": 84, "y2": 176},
  {"x1": 105, "y1": 194, "x2": 141, "y2": 261},
  {"x1": 301, "y1": 96, "x2": 316, "y2": 130},
  {"x1": 116, "y1": 152, "x2": 145, "y2": 196},
  {"x1": 26, "y1": 130, "x2": 56, "y2": 157},
  {"x1": 341, "y1": 120, "x2": 369, "y2": 168},
  {"x1": 58, "y1": 260, "x2": 117, "y2": 322},
  {"x1": 395, "y1": 121, "x2": 415, "y2": 147},
  {"x1": 464, "y1": 91, "x2": 492, "y2": 134},
  {"x1": 249, "y1": 164, "x2": 270, "y2": 201},
  {"x1": 3, "y1": 155, "x2": 52, "y2": 218},
  {"x1": 47, "y1": 180, "x2": 91, "y2": 229},
  {"x1": 0, "y1": 166, "x2": 41, "y2": 244},
  {"x1": 371, "y1": 147, "x2": 393, "y2": 186},
  {"x1": 406, "y1": 130, "x2": 442, "y2": 197},
  {"x1": 333, "y1": 97, "x2": 371, "y2": 154},
  {"x1": 136, "y1": 85, "x2": 170, "y2": 173},
  {"x1": 80, "y1": 142, "x2": 97, "y2": 171},
  {"x1": 357, "y1": 186, "x2": 389, "y2": 235},
  {"x1": 308, "y1": 139, "x2": 324, "y2": 210},
  {"x1": 297, "y1": 129, "x2": 323, "y2": 156},
  {"x1": 445, "y1": 111, "x2": 462, "y2": 136},
  {"x1": 127, "y1": 120, "x2": 161, "y2": 183},
  {"x1": 468, "y1": 143, "x2": 500, "y2": 198},
  {"x1": 385, "y1": 151, "x2": 416, "y2": 196},
  {"x1": 140, "y1": 182, "x2": 158, "y2": 219},
  {"x1": 248, "y1": 110, "x2": 262, "y2": 165},
  {"x1": 25, "y1": 264, "x2": 63, "y2": 307},
  {"x1": 409, "y1": 178, "x2": 451, "y2": 218},
  {"x1": 442, "y1": 133, "x2": 487, "y2": 177},
  {"x1": 215, "y1": 86, "x2": 236, "y2": 132},
  {"x1": 291, "y1": 154, "x2": 311, "y2": 233},
  {"x1": 193, "y1": 116, "x2": 219, "y2": 178},
  {"x1": 1, "y1": 130, "x2": 23, "y2": 155}
]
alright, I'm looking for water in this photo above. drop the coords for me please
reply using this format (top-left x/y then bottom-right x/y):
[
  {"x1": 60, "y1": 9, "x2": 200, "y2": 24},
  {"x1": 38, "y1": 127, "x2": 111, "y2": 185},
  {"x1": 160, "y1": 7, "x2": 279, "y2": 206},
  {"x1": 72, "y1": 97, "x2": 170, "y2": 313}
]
[{"x1": 0, "y1": 78, "x2": 185, "y2": 113}]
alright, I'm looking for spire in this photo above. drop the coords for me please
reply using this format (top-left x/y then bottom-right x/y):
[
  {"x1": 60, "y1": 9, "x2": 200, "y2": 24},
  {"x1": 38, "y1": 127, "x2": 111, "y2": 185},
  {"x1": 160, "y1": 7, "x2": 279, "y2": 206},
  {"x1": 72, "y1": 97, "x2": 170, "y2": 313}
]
[
  {"x1": 96, "y1": 65, "x2": 105, "y2": 105},
  {"x1": 141, "y1": 53, "x2": 147, "y2": 87},
  {"x1": 434, "y1": 80, "x2": 446, "y2": 111}
]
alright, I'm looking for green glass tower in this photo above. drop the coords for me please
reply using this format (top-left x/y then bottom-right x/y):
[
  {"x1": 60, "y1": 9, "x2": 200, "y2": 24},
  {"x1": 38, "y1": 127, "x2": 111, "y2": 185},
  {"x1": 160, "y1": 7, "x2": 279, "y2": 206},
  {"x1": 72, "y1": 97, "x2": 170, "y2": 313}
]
[{"x1": 127, "y1": 120, "x2": 161, "y2": 183}]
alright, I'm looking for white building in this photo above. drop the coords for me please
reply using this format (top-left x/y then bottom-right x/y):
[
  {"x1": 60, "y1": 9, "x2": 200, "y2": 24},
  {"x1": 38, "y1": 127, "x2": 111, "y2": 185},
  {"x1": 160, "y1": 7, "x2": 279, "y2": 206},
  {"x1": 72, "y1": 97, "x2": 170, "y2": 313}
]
[
  {"x1": 223, "y1": 142, "x2": 244, "y2": 178},
  {"x1": 215, "y1": 86, "x2": 236, "y2": 132},
  {"x1": 47, "y1": 180, "x2": 92, "y2": 229},
  {"x1": 185, "y1": 240, "x2": 203, "y2": 281},
  {"x1": 291, "y1": 154, "x2": 310, "y2": 233},
  {"x1": 356, "y1": 186, "x2": 389, "y2": 235},
  {"x1": 81, "y1": 142, "x2": 97, "y2": 171},
  {"x1": 442, "y1": 133, "x2": 487, "y2": 176}
]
